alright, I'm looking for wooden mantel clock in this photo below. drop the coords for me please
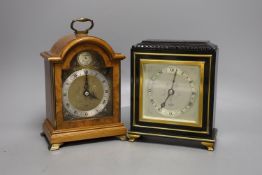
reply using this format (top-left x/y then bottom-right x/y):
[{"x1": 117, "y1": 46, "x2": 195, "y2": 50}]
[
  {"x1": 41, "y1": 18, "x2": 127, "y2": 150},
  {"x1": 128, "y1": 40, "x2": 218, "y2": 151}
]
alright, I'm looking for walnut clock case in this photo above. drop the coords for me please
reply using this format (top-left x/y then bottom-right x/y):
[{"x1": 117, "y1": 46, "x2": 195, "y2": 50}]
[
  {"x1": 128, "y1": 40, "x2": 218, "y2": 151},
  {"x1": 41, "y1": 18, "x2": 127, "y2": 151}
]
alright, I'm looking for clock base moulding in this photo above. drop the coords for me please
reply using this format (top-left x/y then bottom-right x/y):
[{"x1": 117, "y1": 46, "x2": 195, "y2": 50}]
[
  {"x1": 42, "y1": 119, "x2": 127, "y2": 151},
  {"x1": 127, "y1": 128, "x2": 217, "y2": 151}
]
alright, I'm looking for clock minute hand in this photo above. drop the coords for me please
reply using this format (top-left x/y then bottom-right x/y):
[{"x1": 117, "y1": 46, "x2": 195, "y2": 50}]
[
  {"x1": 170, "y1": 69, "x2": 177, "y2": 90},
  {"x1": 84, "y1": 73, "x2": 88, "y2": 90},
  {"x1": 160, "y1": 69, "x2": 177, "y2": 109},
  {"x1": 83, "y1": 72, "x2": 90, "y2": 96}
]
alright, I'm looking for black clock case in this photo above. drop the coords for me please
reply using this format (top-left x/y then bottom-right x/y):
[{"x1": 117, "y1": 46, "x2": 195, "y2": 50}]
[{"x1": 130, "y1": 40, "x2": 218, "y2": 148}]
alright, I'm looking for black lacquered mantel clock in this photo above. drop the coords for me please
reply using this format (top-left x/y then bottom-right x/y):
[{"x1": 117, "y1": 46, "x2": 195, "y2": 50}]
[
  {"x1": 41, "y1": 18, "x2": 127, "y2": 150},
  {"x1": 128, "y1": 40, "x2": 218, "y2": 151}
]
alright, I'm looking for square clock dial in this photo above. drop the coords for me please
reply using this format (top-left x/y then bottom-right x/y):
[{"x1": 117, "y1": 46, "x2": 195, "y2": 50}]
[
  {"x1": 141, "y1": 60, "x2": 204, "y2": 127},
  {"x1": 128, "y1": 40, "x2": 218, "y2": 151}
]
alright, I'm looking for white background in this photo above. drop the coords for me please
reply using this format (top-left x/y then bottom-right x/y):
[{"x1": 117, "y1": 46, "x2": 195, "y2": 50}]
[{"x1": 0, "y1": 0, "x2": 262, "y2": 174}]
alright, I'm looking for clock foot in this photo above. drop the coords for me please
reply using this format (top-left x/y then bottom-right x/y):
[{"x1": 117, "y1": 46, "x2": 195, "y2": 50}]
[
  {"x1": 117, "y1": 135, "x2": 127, "y2": 141},
  {"x1": 127, "y1": 133, "x2": 141, "y2": 142},
  {"x1": 40, "y1": 132, "x2": 45, "y2": 136},
  {"x1": 201, "y1": 142, "x2": 214, "y2": 151},
  {"x1": 49, "y1": 143, "x2": 63, "y2": 151}
]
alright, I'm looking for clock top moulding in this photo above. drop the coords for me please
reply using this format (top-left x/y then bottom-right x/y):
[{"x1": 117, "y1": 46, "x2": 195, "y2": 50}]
[{"x1": 41, "y1": 34, "x2": 125, "y2": 62}]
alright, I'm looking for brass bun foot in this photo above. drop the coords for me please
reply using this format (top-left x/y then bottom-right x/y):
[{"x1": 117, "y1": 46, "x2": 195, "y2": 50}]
[
  {"x1": 49, "y1": 143, "x2": 63, "y2": 151},
  {"x1": 117, "y1": 135, "x2": 127, "y2": 141},
  {"x1": 201, "y1": 142, "x2": 214, "y2": 151},
  {"x1": 127, "y1": 133, "x2": 141, "y2": 142}
]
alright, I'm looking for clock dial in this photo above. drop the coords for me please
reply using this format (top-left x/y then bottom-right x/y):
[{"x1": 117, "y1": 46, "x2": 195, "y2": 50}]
[
  {"x1": 63, "y1": 69, "x2": 110, "y2": 118},
  {"x1": 147, "y1": 66, "x2": 197, "y2": 117},
  {"x1": 141, "y1": 61, "x2": 202, "y2": 125},
  {"x1": 77, "y1": 52, "x2": 93, "y2": 66}
]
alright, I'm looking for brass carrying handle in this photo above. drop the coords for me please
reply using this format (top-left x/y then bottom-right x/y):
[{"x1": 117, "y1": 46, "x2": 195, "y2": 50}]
[{"x1": 70, "y1": 17, "x2": 94, "y2": 34}]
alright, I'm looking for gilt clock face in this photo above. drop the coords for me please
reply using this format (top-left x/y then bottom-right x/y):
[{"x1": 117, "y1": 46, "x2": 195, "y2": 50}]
[
  {"x1": 140, "y1": 59, "x2": 204, "y2": 127},
  {"x1": 62, "y1": 51, "x2": 113, "y2": 120}
]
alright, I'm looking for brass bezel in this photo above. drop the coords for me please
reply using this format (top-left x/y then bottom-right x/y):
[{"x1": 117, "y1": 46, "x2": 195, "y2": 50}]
[
  {"x1": 133, "y1": 52, "x2": 213, "y2": 134},
  {"x1": 139, "y1": 59, "x2": 205, "y2": 127}
]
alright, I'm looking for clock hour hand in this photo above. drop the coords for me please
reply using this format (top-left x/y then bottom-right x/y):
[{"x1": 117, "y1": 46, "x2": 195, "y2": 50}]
[
  {"x1": 88, "y1": 91, "x2": 98, "y2": 100},
  {"x1": 160, "y1": 88, "x2": 175, "y2": 109},
  {"x1": 161, "y1": 94, "x2": 170, "y2": 109}
]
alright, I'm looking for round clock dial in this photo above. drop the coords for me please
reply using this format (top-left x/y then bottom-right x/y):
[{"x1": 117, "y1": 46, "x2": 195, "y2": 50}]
[
  {"x1": 147, "y1": 66, "x2": 197, "y2": 117},
  {"x1": 63, "y1": 69, "x2": 110, "y2": 118},
  {"x1": 77, "y1": 52, "x2": 93, "y2": 66}
]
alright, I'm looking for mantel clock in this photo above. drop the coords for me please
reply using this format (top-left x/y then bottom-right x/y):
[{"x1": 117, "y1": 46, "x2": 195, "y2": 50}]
[
  {"x1": 41, "y1": 18, "x2": 127, "y2": 150},
  {"x1": 128, "y1": 40, "x2": 218, "y2": 151}
]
